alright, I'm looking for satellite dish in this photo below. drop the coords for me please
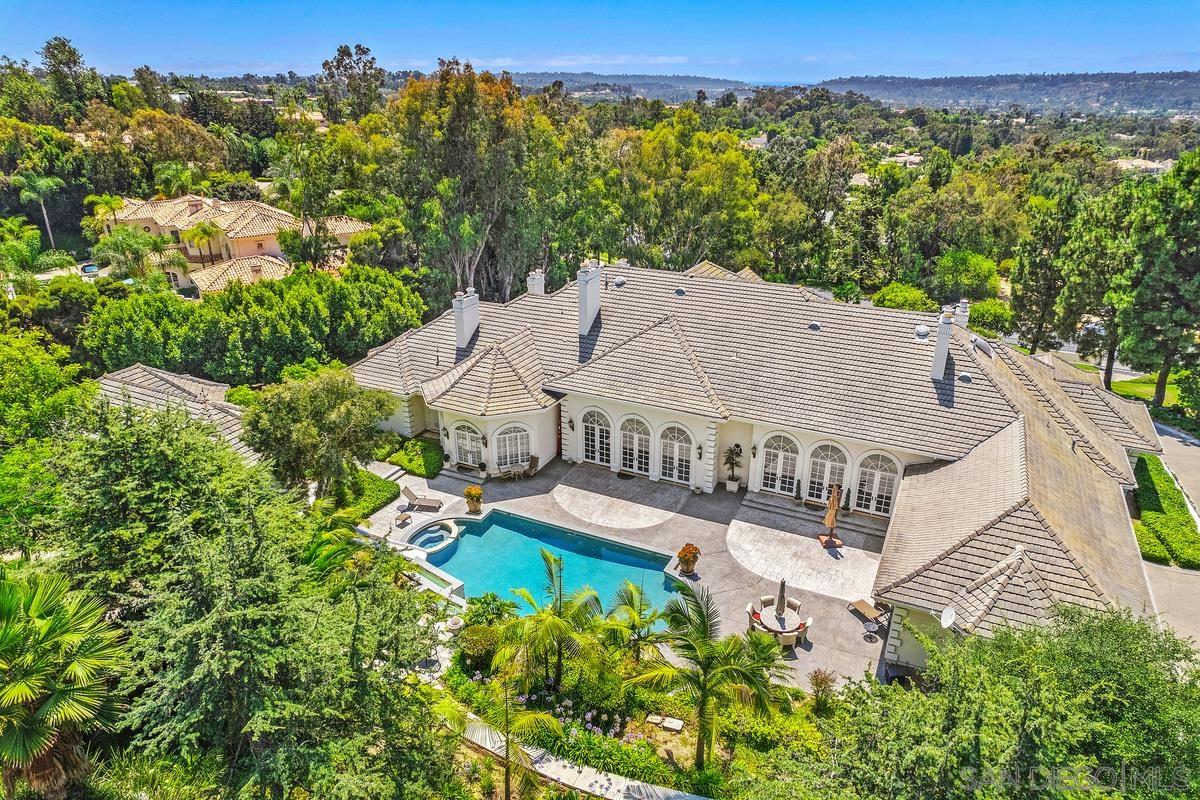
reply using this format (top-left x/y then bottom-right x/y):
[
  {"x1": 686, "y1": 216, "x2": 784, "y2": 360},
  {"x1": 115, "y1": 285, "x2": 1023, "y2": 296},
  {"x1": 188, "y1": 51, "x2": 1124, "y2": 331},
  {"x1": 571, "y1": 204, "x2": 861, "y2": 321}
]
[{"x1": 939, "y1": 606, "x2": 957, "y2": 629}]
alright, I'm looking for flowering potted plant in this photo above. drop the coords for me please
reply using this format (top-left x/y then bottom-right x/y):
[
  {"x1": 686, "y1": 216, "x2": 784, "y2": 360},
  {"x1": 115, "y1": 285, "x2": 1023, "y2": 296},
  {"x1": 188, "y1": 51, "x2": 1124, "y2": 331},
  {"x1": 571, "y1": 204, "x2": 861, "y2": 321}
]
[
  {"x1": 677, "y1": 543, "x2": 701, "y2": 575},
  {"x1": 464, "y1": 484, "x2": 484, "y2": 514}
]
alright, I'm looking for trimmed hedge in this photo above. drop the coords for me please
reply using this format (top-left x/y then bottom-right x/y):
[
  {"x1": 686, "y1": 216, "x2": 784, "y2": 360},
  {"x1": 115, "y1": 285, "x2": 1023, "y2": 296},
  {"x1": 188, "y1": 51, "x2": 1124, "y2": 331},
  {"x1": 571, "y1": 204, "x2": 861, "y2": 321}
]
[
  {"x1": 1134, "y1": 455, "x2": 1200, "y2": 569},
  {"x1": 1133, "y1": 520, "x2": 1172, "y2": 565},
  {"x1": 386, "y1": 436, "x2": 444, "y2": 478},
  {"x1": 342, "y1": 468, "x2": 402, "y2": 520}
]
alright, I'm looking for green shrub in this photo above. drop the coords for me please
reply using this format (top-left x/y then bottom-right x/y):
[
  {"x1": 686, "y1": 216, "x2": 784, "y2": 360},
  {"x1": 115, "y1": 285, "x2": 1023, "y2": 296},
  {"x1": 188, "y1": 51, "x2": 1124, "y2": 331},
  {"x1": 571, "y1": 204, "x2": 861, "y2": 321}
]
[
  {"x1": 459, "y1": 625, "x2": 499, "y2": 671},
  {"x1": 626, "y1": 685, "x2": 694, "y2": 720},
  {"x1": 929, "y1": 249, "x2": 1000, "y2": 301},
  {"x1": 1179, "y1": 370, "x2": 1199, "y2": 415},
  {"x1": 1133, "y1": 520, "x2": 1172, "y2": 564},
  {"x1": 463, "y1": 591, "x2": 519, "y2": 627},
  {"x1": 224, "y1": 385, "x2": 259, "y2": 407},
  {"x1": 538, "y1": 729, "x2": 676, "y2": 787},
  {"x1": 871, "y1": 282, "x2": 938, "y2": 311},
  {"x1": 718, "y1": 703, "x2": 822, "y2": 754},
  {"x1": 386, "y1": 436, "x2": 444, "y2": 477},
  {"x1": 1135, "y1": 455, "x2": 1200, "y2": 569},
  {"x1": 339, "y1": 468, "x2": 401, "y2": 519},
  {"x1": 372, "y1": 430, "x2": 406, "y2": 461},
  {"x1": 968, "y1": 298, "x2": 1014, "y2": 336},
  {"x1": 832, "y1": 280, "x2": 862, "y2": 304}
]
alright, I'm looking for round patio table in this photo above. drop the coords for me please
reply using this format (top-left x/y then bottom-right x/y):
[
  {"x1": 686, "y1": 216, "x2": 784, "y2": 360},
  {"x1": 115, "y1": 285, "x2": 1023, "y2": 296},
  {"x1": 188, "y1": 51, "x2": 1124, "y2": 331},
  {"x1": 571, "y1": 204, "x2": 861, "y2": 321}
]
[{"x1": 753, "y1": 605, "x2": 803, "y2": 634}]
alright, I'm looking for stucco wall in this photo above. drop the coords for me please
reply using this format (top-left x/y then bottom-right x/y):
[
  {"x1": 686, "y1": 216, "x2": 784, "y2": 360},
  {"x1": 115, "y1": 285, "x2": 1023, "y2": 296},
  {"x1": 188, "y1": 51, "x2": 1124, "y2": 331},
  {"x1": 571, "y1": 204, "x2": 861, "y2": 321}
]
[
  {"x1": 715, "y1": 420, "x2": 754, "y2": 489},
  {"x1": 883, "y1": 606, "x2": 954, "y2": 669},
  {"x1": 232, "y1": 235, "x2": 283, "y2": 258},
  {"x1": 436, "y1": 406, "x2": 559, "y2": 477}
]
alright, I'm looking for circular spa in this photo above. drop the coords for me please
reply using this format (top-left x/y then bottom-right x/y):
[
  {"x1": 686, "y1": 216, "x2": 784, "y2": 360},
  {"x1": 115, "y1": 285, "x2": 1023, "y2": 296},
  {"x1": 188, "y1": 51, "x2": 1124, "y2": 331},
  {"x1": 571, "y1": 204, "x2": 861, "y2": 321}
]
[{"x1": 406, "y1": 519, "x2": 462, "y2": 556}]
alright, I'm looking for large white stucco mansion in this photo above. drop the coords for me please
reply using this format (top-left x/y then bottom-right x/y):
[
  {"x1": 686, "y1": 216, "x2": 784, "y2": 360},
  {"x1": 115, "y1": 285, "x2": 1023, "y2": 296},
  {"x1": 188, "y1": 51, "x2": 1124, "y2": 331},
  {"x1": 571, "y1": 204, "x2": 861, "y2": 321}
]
[{"x1": 347, "y1": 260, "x2": 1162, "y2": 665}]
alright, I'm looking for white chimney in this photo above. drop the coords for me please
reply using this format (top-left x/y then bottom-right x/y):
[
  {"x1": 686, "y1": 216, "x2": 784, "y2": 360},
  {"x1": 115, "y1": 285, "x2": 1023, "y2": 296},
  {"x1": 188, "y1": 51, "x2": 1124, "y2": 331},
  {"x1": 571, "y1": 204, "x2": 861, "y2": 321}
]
[
  {"x1": 526, "y1": 269, "x2": 545, "y2": 295},
  {"x1": 954, "y1": 298, "x2": 970, "y2": 327},
  {"x1": 577, "y1": 264, "x2": 601, "y2": 335},
  {"x1": 453, "y1": 287, "x2": 480, "y2": 349},
  {"x1": 931, "y1": 308, "x2": 955, "y2": 380}
]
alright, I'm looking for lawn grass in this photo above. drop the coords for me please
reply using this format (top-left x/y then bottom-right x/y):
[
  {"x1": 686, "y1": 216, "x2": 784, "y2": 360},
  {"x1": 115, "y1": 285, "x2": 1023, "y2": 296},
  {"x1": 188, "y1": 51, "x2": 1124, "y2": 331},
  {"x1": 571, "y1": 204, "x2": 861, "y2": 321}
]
[
  {"x1": 1111, "y1": 373, "x2": 1180, "y2": 407},
  {"x1": 1133, "y1": 455, "x2": 1200, "y2": 569},
  {"x1": 1071, "y1": 362, "x2": 1100, "y2": 373}
]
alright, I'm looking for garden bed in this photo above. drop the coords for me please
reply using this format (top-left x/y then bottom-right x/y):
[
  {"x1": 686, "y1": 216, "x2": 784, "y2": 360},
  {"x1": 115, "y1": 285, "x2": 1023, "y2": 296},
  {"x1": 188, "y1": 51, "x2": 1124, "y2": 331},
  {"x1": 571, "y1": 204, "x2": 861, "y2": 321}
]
[
  {"x1": 1133, "y1": 455, "x2": 1200, "y2": 569},
  {"x1": 339, "y1": 467, "x2": 402, "y2": 520},
  {"x1": 376, "y1": 433, "x2": 444, "y2": 478}
]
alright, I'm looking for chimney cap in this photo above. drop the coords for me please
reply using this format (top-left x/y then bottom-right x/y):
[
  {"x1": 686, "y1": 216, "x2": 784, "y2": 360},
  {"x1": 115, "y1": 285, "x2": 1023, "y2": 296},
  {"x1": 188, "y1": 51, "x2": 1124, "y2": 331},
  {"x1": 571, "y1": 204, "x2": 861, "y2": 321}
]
[{"x1": 466, "y1": 287, "x2": 476, "y2": 296}]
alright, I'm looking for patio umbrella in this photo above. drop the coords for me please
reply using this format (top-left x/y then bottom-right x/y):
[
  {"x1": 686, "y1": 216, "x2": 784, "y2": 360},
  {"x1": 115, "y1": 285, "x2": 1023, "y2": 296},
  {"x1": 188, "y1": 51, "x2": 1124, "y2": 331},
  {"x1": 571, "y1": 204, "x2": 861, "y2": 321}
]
[
  {"x1": 774, "y1": 578, "x2": 787, "y2": 616},
  {"x1": 822, "y1": 483, "x2": 842, "y2": 534}
]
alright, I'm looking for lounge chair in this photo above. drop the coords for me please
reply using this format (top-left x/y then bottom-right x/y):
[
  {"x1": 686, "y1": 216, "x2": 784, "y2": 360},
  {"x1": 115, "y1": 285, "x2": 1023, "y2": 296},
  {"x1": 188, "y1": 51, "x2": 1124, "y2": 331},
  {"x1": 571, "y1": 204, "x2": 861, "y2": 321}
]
[
  {"x1": 402, "y1": 485, "x2": 443, "y2": 512},
  {"x1": 847, "y1": 599, "x2": 886, "y2": 623}
]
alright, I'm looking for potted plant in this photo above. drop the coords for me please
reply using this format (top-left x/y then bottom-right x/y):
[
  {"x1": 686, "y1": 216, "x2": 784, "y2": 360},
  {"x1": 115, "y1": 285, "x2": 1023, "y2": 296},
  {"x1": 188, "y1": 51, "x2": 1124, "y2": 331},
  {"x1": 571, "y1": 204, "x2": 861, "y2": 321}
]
[
  {"x1": 464, "y1": 484, "x2": 484, "y2": 514},
  {"x1": 722, "y1": 444, "x2": 743, "y2": 493},
  {"x1": 677, "y1": 543, "x2": 701, "y2": 575}
]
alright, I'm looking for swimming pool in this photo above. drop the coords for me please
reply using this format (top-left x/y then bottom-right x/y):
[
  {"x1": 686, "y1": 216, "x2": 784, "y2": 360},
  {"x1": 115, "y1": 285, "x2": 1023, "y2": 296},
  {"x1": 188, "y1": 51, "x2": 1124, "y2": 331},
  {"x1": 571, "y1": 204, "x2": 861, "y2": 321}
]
[{"x1": 425, "y1": 510, "x2": 676, "y2": 611}]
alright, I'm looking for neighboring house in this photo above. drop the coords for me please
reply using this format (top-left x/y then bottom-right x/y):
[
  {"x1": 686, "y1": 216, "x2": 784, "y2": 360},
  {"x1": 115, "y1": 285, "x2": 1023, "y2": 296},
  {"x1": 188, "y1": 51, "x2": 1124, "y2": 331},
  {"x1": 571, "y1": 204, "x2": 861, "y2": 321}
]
[
  {"x1": 188, "y1": 255, "x2": 292, "y2": 296},
  {"x1": 1110, "y1": 157, "x2": 1174, "y2": 174},
  {"x1": 350, "y1": 259, "x2": 1161, "y2": 664},
  {"x1": 111, "y1": 195, "x2": 370, "y2": 291},
  {"x1": 883, "y1": 152, "x2": 924, "y2": 168},
  {"x1": 306, "y1": 214, "x2": 373, "y2": 248},
  {"x1": 97, "y1": 363, "x2": 257, "y2": 461}
]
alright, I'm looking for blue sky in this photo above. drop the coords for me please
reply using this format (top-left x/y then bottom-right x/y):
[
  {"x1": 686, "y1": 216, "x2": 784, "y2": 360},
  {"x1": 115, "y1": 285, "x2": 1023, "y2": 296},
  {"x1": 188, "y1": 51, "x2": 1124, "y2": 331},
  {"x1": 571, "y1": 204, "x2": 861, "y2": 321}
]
[{"x1": 2, "y1": 0, "x2": 1197, "y2": 82}]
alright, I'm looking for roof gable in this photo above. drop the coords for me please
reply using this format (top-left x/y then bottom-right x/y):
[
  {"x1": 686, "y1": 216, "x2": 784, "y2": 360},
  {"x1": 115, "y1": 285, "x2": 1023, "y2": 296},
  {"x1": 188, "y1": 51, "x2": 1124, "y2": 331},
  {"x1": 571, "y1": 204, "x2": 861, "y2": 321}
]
[{"x1": 421, "y1": 328, "x2": 556, "y2": 417}]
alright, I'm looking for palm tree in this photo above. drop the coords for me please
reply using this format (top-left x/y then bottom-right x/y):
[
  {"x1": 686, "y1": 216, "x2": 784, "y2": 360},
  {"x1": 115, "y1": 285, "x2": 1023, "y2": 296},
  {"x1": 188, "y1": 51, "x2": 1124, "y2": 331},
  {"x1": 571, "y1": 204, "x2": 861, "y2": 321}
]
[
  {"x1": 497, "y1": 549, "x2": 601, "y2": 691},
  {"x1": 181, "y1": 221, "x2": 220, "y2": 267},
  {"x1": 153, "y1": 161, "x2": 200, "y2": 198},
  {"x1": 0, "y1": 569, "x2": 125, "y2": 800},
  {"x1": 627, "y1": 581, "x2": 788, "y2": 771},
  {"x1": 600, "y1": 580, "x2": 666, "y2": 663},
  {"x1": 83, "y1": 193, "x2": 125, "y2": 234},
  {"x1": 9, "y1": 173, "x2": 65, "y2": 250},
  {"x1": 0, "y1": 217, "x2": 42, "y2": 281},
  {"x1": 438, "y1": 676, "x2": 561, "y2": 800}
]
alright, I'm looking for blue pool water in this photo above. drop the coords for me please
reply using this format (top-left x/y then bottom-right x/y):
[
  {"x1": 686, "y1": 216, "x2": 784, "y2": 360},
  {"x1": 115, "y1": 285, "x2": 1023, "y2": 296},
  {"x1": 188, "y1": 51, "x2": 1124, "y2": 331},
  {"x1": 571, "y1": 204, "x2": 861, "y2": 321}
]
[{"x1": 427, "y1": 511, "x2": 676, "y2": 610}]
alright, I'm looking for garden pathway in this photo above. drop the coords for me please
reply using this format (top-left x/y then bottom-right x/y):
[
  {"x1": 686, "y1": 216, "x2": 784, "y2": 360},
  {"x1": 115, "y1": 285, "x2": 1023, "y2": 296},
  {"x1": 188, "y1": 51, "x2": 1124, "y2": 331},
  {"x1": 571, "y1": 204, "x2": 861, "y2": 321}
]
[{"x1": 1146, "y1": 423, "x2": 1200, "y2": 643}]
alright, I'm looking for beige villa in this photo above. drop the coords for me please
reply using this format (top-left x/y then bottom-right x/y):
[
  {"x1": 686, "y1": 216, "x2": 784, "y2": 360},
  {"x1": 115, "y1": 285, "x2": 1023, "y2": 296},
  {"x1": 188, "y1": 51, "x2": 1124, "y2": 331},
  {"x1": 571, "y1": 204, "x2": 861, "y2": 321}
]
[
  {"x1": 351, "y1": 259, "x2": 1162, "y2": 668},
  {"x1": 110, "y1": 195, "x2": 371, "y2": 292}
]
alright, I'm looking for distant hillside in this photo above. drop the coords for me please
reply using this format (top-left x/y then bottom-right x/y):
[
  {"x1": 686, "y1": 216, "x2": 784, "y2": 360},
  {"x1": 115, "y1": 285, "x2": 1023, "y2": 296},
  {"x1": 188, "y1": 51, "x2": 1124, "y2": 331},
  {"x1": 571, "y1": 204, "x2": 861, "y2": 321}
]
[
  {"x1": 510, "y1": 71, "x2": 755, "y2": 103},
  {"x1": 817, "y1": 71, "x2": 1200, "y2": 113}
]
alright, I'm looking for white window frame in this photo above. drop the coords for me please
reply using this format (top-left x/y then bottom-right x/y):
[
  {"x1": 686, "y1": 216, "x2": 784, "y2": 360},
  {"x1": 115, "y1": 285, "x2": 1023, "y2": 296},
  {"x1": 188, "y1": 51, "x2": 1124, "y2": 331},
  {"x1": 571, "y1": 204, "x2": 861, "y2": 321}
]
[
  {"x1": 806, "y1": 444, "x2": 848, "y2": 502},
  {"x1": 454, "y1": 423, "x2": 484, "y2": 467},
  {"x1": 855, "y1": 454, "x2": 898, "y2": 515},
  {"x1": 761, "y1": 434, "x2": 800, "y2": 496},
  {"x1": 581, "y1": 410, "x2": 612, "y2": 466},
  {"x1": 620, "y1": 417, "x2": 651, "y2": 474},
  {"x1": 659, "y1": 425, "x2": 692, "y2": 484},
  {"x1": 494, "y1": 425, "x2": 531, "y2": 469}
]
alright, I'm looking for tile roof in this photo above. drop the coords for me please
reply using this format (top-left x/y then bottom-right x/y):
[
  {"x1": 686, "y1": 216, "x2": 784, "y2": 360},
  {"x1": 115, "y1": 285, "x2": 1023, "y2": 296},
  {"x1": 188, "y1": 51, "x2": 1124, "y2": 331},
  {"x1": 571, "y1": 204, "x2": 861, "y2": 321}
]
[
  {"x1": 683, "y1": 260, "x2": 763, "y2": 283},
  {"x1": 320, "y1": 215, "x2": 373, "y2": 236},
  {"x1": 208, "y1": 201, "x2": 299, "y2": 239},
  {"x1": 98, "y1": 364, "x2": 257, "y2": 461},
  {"x1": 352, "y1": 263, "x2": 1018, "y2": 460},
  {"x1": 117, "y1": 196, "x2": 300, "y2": 239},
  {"x1": 545, "y1": 315, "x2": 730, "y2": 419},
  {"x1": 1045, "y1": 355, "x2": 1161, "y2": 453},
  {"x1": 189, "y1": 255, "x2": 291, "y2": 294},
  {"x1": 874, "y1": 343, "x2": 1156, "y2": 634},
  {"x1": 420, "y1": 328, "x2": 556, "y2": 417}
]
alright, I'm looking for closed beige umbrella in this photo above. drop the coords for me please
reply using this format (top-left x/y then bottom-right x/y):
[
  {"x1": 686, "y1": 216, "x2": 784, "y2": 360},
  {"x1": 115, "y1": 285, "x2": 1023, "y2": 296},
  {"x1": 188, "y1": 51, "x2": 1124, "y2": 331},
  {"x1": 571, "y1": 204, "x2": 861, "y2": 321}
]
[{"x1": 822, "y1": 483, "x2": 841, "y2": 533}]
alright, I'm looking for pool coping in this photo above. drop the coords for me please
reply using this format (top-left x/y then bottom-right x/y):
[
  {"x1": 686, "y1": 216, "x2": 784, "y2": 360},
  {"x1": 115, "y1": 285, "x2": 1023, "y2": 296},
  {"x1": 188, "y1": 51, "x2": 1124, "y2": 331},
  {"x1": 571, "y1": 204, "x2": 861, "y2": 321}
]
[{"x1": 383, "y1": 508, "x2": 687, "y2": 608}]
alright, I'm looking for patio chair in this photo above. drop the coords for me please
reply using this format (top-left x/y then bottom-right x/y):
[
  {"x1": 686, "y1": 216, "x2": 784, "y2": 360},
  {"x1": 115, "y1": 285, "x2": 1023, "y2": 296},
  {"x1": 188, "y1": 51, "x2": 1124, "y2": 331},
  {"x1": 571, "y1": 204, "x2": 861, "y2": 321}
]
[
  {"x1": 759, "y1": 595, "x2": 775, "y2": 609},
  {"x1": 786, "y1": 597, "x2": 802, "y2": 614},
  {"x1": 522, "y1": 456, "x2": 540, "y2": 477},
  {"x1": 778, "y1": 630, "x2": 798, "y2": 649},
  {"x1": 745, "y1": 603, "x2": 769, "y2": 633},
  {"x1": 402, "y1": 485, "x2": 443, "y2": 512},
  {"x1": 796, "y1": 617, "x2": 814, "y2": 644},
  {"x1": 847, "y1": 599, "x2": 887, "y2": 623}
]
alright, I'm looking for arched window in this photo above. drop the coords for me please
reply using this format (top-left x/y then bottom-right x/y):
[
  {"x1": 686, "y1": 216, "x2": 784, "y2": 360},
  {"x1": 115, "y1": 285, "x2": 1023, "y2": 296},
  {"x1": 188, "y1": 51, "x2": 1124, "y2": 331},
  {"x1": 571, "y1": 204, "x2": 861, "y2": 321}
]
[
  {"x1": 855, "y1": 454, "x2": 898, "y2": 515},
  {"x1": 806, "y1": 444, "x2": 847, "y2": 502},
  {"x1": 581, "y1": 410, "x2": 611, "y2": 465},
  {"x1": 454, "y1": 423, "x2": 483, "y2": 467},
  {"x1": 495, "y1": 425, "x2": 531, "y2": 469},
  {"x1": 620, "y1": 418, "x2": 651, "y2": 474},
  {"x1": 660, "y1": 426, "x2": 692, "y2": 484},
  {"x1": 761, "y1": 435, "x2": 800, "y2": 496}
]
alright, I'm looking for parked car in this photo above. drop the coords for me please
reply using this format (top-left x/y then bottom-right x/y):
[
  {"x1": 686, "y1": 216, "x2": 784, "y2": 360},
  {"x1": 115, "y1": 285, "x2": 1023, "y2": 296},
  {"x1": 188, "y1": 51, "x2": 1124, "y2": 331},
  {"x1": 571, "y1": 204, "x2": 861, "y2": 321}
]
[{"x1": 79, "y1": 261, "x2": 99, "y2": 275}]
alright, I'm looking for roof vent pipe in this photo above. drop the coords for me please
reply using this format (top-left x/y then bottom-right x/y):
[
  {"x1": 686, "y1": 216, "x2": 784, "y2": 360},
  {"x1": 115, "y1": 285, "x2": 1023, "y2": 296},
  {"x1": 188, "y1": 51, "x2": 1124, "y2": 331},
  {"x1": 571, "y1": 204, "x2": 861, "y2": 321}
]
[
  {"x1": 453, "y1": 287, "x2": 480, "y2": 349},
  {"x1": 930, "y1": 309, "x2": 954, "y2": 380}
]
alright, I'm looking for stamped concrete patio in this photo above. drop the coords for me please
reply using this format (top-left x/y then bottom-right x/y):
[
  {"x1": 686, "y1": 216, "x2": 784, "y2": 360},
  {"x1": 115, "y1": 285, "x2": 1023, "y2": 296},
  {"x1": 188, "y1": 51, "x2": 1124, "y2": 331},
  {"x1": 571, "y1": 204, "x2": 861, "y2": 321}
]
[{"x1": 366, "y1": 460, "x2": 888, "y2": 688}]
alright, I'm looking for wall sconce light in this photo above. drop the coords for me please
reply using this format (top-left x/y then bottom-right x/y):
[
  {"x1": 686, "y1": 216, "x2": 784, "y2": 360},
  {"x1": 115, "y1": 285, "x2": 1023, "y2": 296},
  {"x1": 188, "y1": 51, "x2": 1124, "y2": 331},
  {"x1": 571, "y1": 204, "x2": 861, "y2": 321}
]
[
  {"x1": 750, "y1": 444, "x2": 757, "y2": 458},
  {"x1": 480, "y1": 434, "x2": 488, "y2": 448},
  {"x1": 441, "y1": 426, "x2": 449, "y2": 439},
  {"x1": 567, "y1": 417, "x2": 575, "y2": 431},
  {"x1": 696, "y1": 444, "x2": 703, "y2": 459}
]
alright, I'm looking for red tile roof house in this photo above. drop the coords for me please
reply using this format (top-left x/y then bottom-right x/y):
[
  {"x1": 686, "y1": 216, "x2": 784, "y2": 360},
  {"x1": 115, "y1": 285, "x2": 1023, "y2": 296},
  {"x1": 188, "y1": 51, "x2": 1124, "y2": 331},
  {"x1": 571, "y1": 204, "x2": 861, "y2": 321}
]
[{"x1": 349, "y1": 259, "x2": 1163, "y2": 669}]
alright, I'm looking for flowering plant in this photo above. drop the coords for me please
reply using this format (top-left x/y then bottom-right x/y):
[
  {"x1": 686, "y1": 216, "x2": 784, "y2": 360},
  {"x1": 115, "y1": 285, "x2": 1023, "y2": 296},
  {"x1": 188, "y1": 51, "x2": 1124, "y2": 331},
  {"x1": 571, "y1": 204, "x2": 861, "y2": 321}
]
[{"x1": 677, "y1": 543, "x2": 701, "y2": 562}]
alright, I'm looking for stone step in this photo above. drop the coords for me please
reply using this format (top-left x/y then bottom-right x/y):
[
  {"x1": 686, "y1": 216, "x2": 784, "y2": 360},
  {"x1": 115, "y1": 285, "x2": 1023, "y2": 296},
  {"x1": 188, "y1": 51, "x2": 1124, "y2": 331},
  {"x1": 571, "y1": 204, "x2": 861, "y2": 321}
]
[{"x1": 741, "y1": 491, "x2": 888, "y2": 542}]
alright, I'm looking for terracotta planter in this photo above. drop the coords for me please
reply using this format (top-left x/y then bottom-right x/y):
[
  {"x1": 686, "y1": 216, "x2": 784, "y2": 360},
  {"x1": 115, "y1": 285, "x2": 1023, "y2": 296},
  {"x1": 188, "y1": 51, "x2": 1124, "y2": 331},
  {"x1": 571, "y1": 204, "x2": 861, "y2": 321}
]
[
  {"x1": 466, "y1": 499, "x2": 482, "y2": 514},
  {"x1": 678, "y1": 558, "x2": 697, "y2": 575}
]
